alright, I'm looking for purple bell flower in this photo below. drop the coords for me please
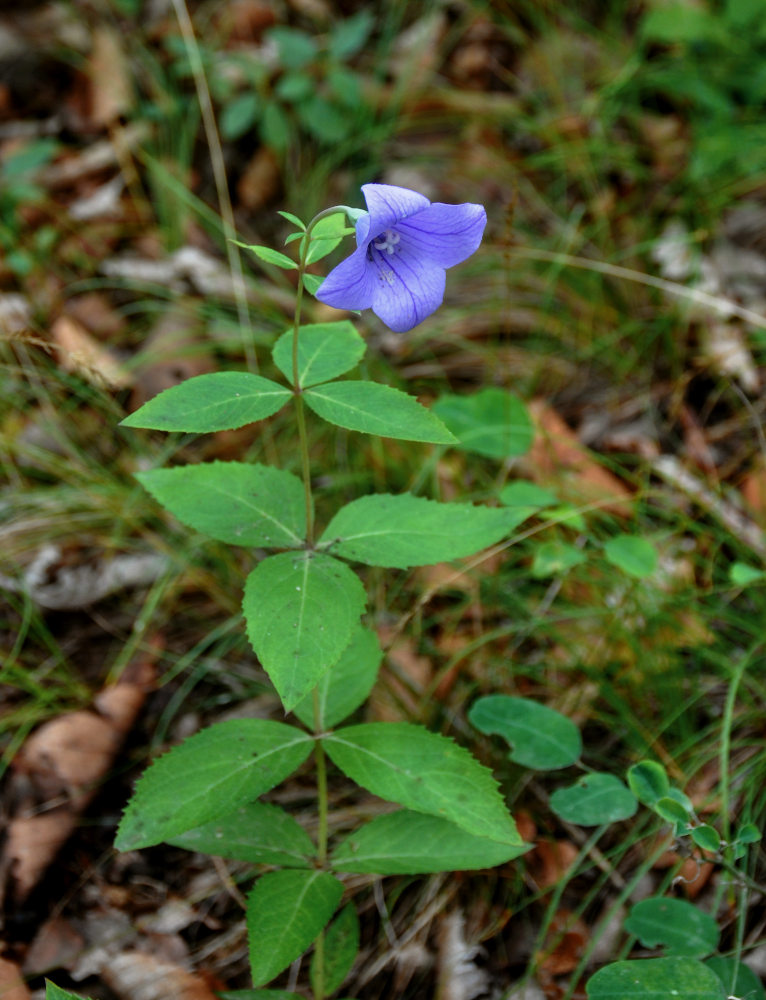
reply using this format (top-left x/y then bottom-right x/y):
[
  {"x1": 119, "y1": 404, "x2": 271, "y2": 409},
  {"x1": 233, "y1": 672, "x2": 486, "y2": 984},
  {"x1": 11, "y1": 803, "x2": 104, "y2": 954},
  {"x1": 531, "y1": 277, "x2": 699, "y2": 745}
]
[{"x1": 315, "y1": 183, "x2": 487, "y2": 333}]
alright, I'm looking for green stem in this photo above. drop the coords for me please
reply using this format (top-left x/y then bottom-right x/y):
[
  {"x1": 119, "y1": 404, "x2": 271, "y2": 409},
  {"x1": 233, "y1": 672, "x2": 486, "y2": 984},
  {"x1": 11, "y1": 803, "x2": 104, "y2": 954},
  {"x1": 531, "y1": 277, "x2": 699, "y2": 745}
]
[
  {"x1": 291, "y1": 206, "x2": 355, "y2": 1000},
  {"x1": 313, "y1": 686, "x2": 329, "y2": 1000},
  {"x1": 291, "y1": 205, "x2": 356, "y2": 547}
]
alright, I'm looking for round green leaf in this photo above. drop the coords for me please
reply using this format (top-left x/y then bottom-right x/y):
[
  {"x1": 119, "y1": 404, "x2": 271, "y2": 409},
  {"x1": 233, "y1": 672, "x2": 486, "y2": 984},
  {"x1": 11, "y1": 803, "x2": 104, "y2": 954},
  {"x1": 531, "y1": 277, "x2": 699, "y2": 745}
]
[
  {"x1": 432, "y1": 388, "x2": 533, "y2": 459},
  {"x1": 272, "y1": 321, "x2": 365, "y2": 388},
  {"x1": 706, "y1": 956, "x2": 765, "y2": 1000},
  {"x1": 121, "y1": 372, "x2": 290, "y2": 432},
  {"x1": 243, "y1": 552, "x2": 367, "y2": 711},
  {"x1": 690, "y1": 825, "x2": 721, "y2": 853},
  {"x1": 627, "y1": 761, "x2": 670, "y2": 806},
  {"x1": 331, "y1": 810, "x2": 530, "y2": 875},
  {"x1": 468, "y1": 695, "x2": 582, "y2": 770},
  {"x1": 604, "y1": 534, "x2": 658, "y2": 579},
  {"x1": 655, "y1": 793, "x2": 692, "y2": 825},
  {"x1": 247, "y1": 870, "x2": 343, "y2": 988},
  {"x1": 550, "y1": 773, "x2": 637, "y2": 826},
  {"x1": 136, "y1": 461, "x2": 307, "y2": 548},
  {"x1": 587, "y1": 958, "x2": 725, "y2": 1000},
  {"x1": 624, "y1": 897, "x2": 719, "y2": 957}
]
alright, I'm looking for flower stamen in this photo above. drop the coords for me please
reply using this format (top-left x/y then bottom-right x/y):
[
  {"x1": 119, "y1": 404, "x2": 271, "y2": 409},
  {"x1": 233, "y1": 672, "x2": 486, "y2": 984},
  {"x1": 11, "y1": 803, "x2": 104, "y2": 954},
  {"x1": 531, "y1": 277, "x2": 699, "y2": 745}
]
[{"x1": 373, "y1": 229, "x2": 401, "y2": 255}]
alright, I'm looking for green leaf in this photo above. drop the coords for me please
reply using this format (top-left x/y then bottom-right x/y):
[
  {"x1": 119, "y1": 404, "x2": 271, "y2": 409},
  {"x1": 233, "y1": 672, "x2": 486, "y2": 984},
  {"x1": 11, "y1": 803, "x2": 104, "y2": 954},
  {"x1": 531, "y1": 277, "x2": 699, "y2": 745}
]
[
  {"x1": 468, "y1": 695, "x2": 582, "y2": 770},
  {"x1": 627, "y1": 761, "x2": 670, "y2": 807},
  {"x1": 306, "y1": 212, "x2": 350, "y2": 264},
  {"x1": 604, "y1": 534, "x2": 658, "y2": 579},
  {"x1": 136, "y1": 462, "x2": 307, "y2": 548},
  {"x1": 265, "y1": 27, "x2": 318, "y2": 69},
  {"x1": 278, "y1": 210, "x2": 306, "y2": 230},
  {"x1": 499, "y1": 481, "x2": 558, "y2": 510},
  {"x1": 328, "y1": 11, "x2": 374, "y2": 60},
  {"x1": 587, "y1": 958, "x2": 725, "y2": 1000},
  {"x1": 275, "y1": 72, "x2": 314, "y2": 103},
  {"x1": 299, "y1": 96, "x2": 351, "y2": 143},
  {"x1": 729, "y1": 561, "x2": 765, "y2": 585},
  {"x1": 303, "y1": 273, "x2": 324, "y2": 295},
  {"x1": 550, "y1": 773, "x2": 637, "y2": 826},
  {"x1": 655, "y1": 794, "x2": 692, "y2": 825},
  {"x1": 531, "y1": 540, "x2": 587, "y2": 577},
  {"x1": 331, "y1": 810, "x2": 530, "y2": 874},
  {"x1": 304, "y1": 381, "x2": 456, "y2": 444},
  {"x1": 46, "y1": 985, "x2": 91, "y2": 1000},
  {"x1": 706, "y1": 956, "x2": 765, "y2": 1000},
  {"x1": 320, "y1": 493, "x2": 519, "y2": 569},
  {"x1": 432, "y1": 389, "x2": 533, "y2": 459},
  {"x1": 168, "y1": 801, "x2": 314, "y2": 867},
  {"x1": 272, "y1": 321, "x2": 365, "y2": 388},
  {"x1": 243, "y1": 552, "x2": 367, "y2": 711},
  {"x1": 115, "y1": 720, "x2": 313, "y2": 850},
  {"x1": 219, "y1": 992, "x2": 302, "y2": 1000},
  {"x1": 690, "y1": 825, "x2": 721, "y2": 853},
  {"x1": 322, "y1": 722, "x2": 522, "y2": 846},
  {"x1": 247, "y1": 870, "x2": 343, "y2": 987},
  {"x1": 233, "y1": 239, "x2": 297, "y2": 269},
  {"x1": 220, "y1": 92, "x2": 260, "y2": 140},
  {"x1": 624, "y1": 897, "x2": 719, "y2": 957},
  {"x1": 121, "y1": 373, "x2": 290, "y2": 432},
  {"x1": 292, "y1": 626, "x2": 382, "y2": 730},
  {"x1": 734, "y1": 822, "x2": 761, "y2": 844},
  {"x1": 310, "y1": 904, "x2": 359, "y2": 997},
  {"x1": 261, "y1": 101, "x2": 291, "y2": 153}
]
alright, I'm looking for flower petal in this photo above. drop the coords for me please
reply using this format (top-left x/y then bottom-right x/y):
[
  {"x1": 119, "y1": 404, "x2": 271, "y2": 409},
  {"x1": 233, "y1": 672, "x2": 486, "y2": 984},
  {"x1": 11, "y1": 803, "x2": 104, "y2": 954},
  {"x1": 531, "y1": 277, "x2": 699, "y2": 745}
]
[
  {"x1": 370, "y1": 248, "x2": 446, "y2": 333},
  {"x1": 396, "y1": 202, "x2": 487, "y2": 269},
  {"x1": 360, "y1": 183, "x2": 431, "y2": 244},
  {"x1": 315, "y1": 245, "x2": 375, "y2": 310}
]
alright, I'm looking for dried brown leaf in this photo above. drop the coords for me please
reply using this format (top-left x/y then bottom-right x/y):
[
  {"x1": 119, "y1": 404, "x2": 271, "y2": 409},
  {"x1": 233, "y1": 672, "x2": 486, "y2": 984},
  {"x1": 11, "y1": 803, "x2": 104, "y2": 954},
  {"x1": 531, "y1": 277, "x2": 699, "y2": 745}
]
[
  {"x1": 0, "y1": 957, "x2": 31, "y2": 1000},
  {"x1": 52, "y1": 314, "x2": 131, "y2": 389},
  {"x1": 524, "y1": 400, "x2": 632, "y2": 517},
  {"x1": 102, "y1": 951, "x2": 220, "y2": 1000},
  {"x1": 88, "y1": 26, "x2": 133, "y2": 127},
  {"x1": 5, "y1": 810, "x2": 78, "y2": 902}
]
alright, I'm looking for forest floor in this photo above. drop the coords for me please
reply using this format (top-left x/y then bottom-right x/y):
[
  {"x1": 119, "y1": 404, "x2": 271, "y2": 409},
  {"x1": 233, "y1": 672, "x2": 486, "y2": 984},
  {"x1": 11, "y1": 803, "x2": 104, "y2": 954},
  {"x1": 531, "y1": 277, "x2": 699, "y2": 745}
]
[{"x1": 1, "y1": 2, "x2": 766, "y2": 999}]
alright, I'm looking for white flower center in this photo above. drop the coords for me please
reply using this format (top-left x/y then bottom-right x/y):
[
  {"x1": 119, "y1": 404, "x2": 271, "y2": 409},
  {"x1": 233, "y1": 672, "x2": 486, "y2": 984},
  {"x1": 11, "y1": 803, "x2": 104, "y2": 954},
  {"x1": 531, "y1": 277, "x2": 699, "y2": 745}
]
[{"x1": 373, "y1": 229, "x2": 400, "y2": 255}]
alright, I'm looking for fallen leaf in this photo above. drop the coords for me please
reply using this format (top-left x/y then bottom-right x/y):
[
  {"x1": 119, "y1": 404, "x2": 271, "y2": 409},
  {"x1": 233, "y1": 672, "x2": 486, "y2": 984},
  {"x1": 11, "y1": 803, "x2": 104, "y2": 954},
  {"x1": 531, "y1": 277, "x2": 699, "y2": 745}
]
[
  {"x1": 4, "y1": 661, "x2": 155, "y2": 902},
  {"x1": 102, "y1": 951, "x2": 220, "y2": 1000},
  {"x1": 23, "y1": 916, "x2": 85, "y2": 976},
  {"x1": 524, "y1": 400, "x2": 633, "y2": 517},
  {"x1": 370, "y1": 631, "x2": 432, "y2": 722},
  {"x1": 88, "y1": 26, "x2": 133, "y2": 127},
  {"x1": 237, "y1": 146, "x2": 281, "y2": 210},
  {"x1": 0, "y1": 542, "x2": 168, "y2": 611},
  {"x1": 52, "y1": 314, "x2": 131, "y2": 389},
  {"x1": 535, "y1": 908, "x2": 588, "y2": 977},
  {"x1": 0, "y1": 957, "x2": 31, "y2": 1000},
  {"x1": 528, "y1": 839, "x2": 580, "y2": 891},
  {"x1": 5, "y1": 810, "x2": 78, "y2": 902}
]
